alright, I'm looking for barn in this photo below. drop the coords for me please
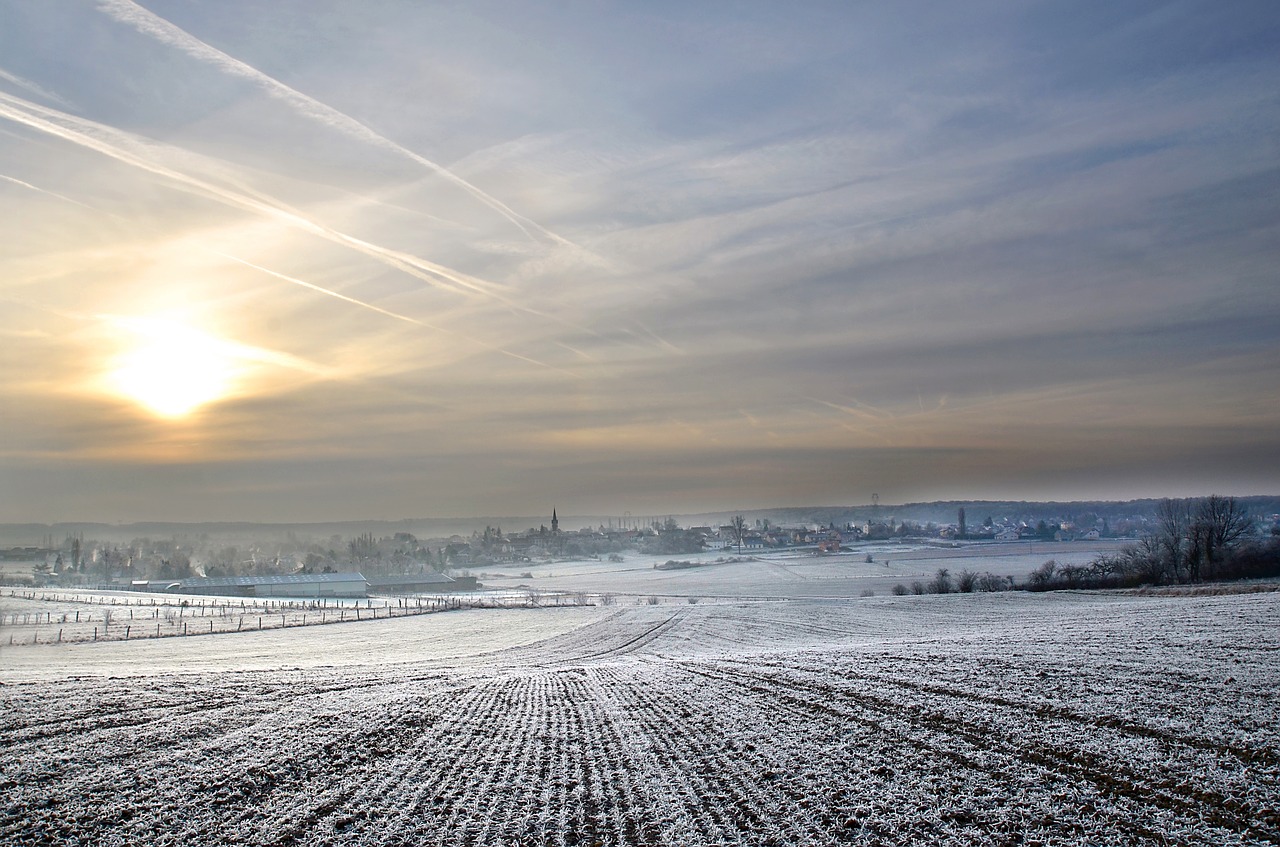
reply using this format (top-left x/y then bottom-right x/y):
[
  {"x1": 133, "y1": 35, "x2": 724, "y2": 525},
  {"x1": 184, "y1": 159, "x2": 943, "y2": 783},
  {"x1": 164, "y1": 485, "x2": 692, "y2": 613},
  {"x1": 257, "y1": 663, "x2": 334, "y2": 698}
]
[
  {"x1": 366, "y1": 573, "x2": 478, "y2": 593},
  {"x1": 175, "y1": 572, "x2": 368, "y2": 598}
]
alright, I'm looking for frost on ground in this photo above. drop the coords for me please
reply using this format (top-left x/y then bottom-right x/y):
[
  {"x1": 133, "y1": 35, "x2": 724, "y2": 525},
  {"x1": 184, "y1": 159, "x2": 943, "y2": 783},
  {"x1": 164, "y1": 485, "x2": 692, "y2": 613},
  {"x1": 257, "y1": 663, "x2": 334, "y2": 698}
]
[{"x1": 1, "y1": 591, "x2": 1278, "y2": 846}]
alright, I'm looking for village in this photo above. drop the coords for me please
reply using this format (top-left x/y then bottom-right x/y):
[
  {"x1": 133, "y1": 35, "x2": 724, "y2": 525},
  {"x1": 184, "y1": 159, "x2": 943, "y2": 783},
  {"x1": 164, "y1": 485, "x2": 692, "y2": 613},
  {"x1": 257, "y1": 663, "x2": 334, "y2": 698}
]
[{"x1": 0, "y1": 503, "x2": 1202, "y2": 599}]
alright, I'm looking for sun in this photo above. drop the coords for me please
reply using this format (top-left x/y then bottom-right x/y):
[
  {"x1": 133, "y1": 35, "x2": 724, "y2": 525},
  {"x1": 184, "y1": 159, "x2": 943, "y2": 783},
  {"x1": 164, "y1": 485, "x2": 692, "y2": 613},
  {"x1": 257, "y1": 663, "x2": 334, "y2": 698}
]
[{"x1": 105, "y1": 317, "x2": 240, "y2": 418}]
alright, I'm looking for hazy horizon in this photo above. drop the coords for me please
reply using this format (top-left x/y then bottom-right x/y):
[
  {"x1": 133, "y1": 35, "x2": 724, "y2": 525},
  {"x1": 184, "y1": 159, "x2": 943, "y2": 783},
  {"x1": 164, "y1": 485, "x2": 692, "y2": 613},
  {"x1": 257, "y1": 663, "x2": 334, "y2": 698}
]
[
  {"x1": 3, "y1": 2, "x2": 1279, "y2": 524},
  {"x1": 4, "y1": 493, "x2": 1277, "y2": 539}
]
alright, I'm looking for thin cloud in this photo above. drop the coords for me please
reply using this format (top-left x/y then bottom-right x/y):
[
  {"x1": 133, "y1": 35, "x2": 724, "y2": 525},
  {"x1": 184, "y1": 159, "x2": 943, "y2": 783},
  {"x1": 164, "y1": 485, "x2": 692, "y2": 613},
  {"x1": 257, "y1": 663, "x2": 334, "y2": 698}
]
[{"x1": 99, "y1": 313, "x2": 333, "y2": 377}]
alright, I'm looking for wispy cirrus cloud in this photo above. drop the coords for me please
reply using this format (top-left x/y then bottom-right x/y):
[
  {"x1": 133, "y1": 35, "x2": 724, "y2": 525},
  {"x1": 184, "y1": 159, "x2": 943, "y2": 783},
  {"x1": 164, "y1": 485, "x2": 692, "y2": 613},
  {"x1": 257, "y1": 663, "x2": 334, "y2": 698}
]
[{"x1": 0, "y1": 0, "x2": 1277, "y2": 521}]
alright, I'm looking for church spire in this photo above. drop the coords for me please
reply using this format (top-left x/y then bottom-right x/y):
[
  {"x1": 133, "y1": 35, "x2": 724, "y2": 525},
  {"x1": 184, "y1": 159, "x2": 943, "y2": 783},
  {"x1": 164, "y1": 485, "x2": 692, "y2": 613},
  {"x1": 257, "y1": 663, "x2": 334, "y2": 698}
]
[{"x1": 551, "y1": 508, "x2": 559, "y2": 534}]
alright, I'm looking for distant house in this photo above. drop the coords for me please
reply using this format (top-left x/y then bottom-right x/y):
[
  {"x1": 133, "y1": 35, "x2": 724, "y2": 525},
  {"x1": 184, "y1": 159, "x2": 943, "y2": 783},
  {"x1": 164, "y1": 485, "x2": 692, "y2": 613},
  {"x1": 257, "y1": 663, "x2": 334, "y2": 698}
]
[
  {"x1": 995, "y1": 528, "x2": 1021, "y2": 542},
  {"x1": 1083, "y1": 529, "x2": 1101, "y2": 541},
  {"x1": 445, "y1": 542, "x2": 473, "y2": 564},
  {"x1": 176, "y1": 572, "x2": 368, "y2": 598}
]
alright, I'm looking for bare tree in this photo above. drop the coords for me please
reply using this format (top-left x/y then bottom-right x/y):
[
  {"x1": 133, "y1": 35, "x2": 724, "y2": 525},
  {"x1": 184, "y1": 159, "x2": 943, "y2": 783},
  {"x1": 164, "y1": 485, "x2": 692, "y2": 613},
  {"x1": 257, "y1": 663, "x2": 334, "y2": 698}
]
[
  {"x1": 1127, "y1": 534, "x2": 1167, "y2": 584},
  {"x1": 977, "y1": 572, "x2": 1009, "y2": 592},
  {"x1": 1193, "y1": 495, "x2": 1253, "y2": 581},
  {"x1": 1028, "y1": 559, "x2": 1058, "y2": 589},
  {"x1": 731, "y1": 515, "x2": 747, "y2": 554},
  {"x1": 1111, "y1": 496, "x2": 1255, "y2": 585},
  {"x1": 1155, "y1": 499, "x2": 1194, "y2": 582}
]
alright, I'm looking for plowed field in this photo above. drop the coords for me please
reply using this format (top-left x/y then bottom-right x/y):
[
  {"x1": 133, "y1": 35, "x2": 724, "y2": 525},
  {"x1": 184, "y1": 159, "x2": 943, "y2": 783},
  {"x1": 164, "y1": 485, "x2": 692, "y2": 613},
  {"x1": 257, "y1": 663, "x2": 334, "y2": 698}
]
[{"x1": 2, "y1": 591, "x2": 1278, "y2": 845}]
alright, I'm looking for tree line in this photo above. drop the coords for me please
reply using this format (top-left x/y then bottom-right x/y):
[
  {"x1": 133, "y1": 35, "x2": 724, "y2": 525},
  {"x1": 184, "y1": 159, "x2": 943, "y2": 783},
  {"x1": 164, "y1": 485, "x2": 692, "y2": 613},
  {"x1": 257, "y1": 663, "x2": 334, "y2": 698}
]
[{"x1": 1027, "y1": 495, "x2": 1279, "y2": 590}]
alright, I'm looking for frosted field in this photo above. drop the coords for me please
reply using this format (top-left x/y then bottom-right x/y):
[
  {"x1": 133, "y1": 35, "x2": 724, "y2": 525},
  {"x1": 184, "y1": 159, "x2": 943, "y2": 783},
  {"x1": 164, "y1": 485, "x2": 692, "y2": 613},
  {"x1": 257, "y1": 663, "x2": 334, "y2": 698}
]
[
  {"x1": 477, "y1": 540, "x2": 1129, "y2": 599},
  {"x1": 2, "y1": 589, "x2": 1278, "y2": 845}
]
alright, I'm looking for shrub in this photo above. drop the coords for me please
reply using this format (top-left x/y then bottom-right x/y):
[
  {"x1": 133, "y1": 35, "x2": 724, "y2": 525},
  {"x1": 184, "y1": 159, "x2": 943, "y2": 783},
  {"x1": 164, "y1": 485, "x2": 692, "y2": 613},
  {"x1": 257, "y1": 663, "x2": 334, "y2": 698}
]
[
  {"x1": 1027, "y1": 560, "x2": 1058, "y2": 590},
  {"x1": 892, "y1": 583, "x2": 908, "y2": 596},
  {"x1": 977, "y1": 572, "x2": 1008, "y2": 592}
]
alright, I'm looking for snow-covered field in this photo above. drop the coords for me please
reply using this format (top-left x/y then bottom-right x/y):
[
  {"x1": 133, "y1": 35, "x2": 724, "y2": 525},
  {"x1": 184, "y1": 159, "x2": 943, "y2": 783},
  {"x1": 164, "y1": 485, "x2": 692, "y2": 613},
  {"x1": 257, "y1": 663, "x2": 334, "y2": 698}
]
[
  {"x1": 2, "y1": 586, "x2": 1278, "y2": 844},
  {"x1": 474, "y1": 540, "x2": 1129, "y2": 599}
]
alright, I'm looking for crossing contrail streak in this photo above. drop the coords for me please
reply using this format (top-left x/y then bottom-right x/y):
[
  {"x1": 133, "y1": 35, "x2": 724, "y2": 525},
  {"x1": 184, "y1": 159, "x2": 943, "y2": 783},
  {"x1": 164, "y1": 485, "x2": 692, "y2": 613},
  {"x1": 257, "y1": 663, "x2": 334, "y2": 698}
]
[
  {"x1": 0, "y1": 91, "x2": 503, "y2": 301},
  {"x1": 0, "y1": 66, "x2": 73, "y2": 109},
  {"x1": 203, "y1": 253, "x2": 570, "y2": 373},
  {"x1": 3, "y1": 169, "x2": 419, "y2": 327},
  {"x1": 208, "y1": 255, "x2": 577, "y2": 376},
  {"x1": 96, "y1": 0, "x2": 577, "y2": 251},
  {"x1": 211, "y1": 252, "x2": 429, "y2": 327},
  {"x1": 0, "y1": 173, "x2": 93, "y2": 208},
  {"x1": 0, "y1": 90, "x2": 614, "y2": 349}
]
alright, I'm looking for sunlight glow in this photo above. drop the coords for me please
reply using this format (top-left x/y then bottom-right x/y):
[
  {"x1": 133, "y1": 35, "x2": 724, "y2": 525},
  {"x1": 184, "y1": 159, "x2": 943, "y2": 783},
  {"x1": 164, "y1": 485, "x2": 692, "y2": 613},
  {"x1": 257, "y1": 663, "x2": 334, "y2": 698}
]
[{"x1": 105, "y1": 317, "x2": 241, "y2": 418}]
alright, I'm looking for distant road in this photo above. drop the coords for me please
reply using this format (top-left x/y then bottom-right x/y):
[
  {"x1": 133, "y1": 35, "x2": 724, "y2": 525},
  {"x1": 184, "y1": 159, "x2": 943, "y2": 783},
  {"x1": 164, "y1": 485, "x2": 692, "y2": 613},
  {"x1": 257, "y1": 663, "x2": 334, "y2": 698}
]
[{"x1": 875, "y1": 538, "x2": 1132, "y2": 562}]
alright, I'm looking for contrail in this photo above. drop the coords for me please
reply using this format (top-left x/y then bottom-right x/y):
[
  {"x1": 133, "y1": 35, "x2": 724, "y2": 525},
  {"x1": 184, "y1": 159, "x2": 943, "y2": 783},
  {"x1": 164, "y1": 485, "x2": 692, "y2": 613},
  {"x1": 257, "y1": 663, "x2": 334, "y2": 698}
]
[
  {"x1": 553, "y1": 340, "x2": 596, "y2": 361},
  {"x1": 0, "y1": 91, "x2": 503, "y2": 301},
  {"x1": 633, "y1": 322, "x2": 684, "y2": 355},
  {"x1": 0, "y1": 66, "x2": 73, "y2": 109},
  {"x1": 3, "y1": 169, "x2": 414, "y2": 326},
  {"x1": 96, "y1": 0, "x2": 576, "y2": 250},
  {"x1": 211, "y1": 252, "x2": 430, "y2": 327},
  {"x1": 0, "y1": 91, "x2": 613, "y2": 347},
  {"x1": 804, "y1": 395, "x2": 894, "y2": 422},
  {"x1": 218, "y1": 254, "x2": 573, "y2": 374},
  {"x1": 0, "y1": 172, "x2": 93, "y2": 208},
  {"x1": 219, "y1": 255, "x2": 580, "y2": 377},
  {"x1": 0, "y1": 163, "x2": 572, "y2": 375}
]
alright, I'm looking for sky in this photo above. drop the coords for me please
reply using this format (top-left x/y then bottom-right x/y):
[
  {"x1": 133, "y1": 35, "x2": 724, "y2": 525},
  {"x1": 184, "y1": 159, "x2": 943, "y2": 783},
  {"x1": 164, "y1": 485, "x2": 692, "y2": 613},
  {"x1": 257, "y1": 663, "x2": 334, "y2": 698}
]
[{"x1": 1, "y1": 1, "x2": 1278, "y2": 523}]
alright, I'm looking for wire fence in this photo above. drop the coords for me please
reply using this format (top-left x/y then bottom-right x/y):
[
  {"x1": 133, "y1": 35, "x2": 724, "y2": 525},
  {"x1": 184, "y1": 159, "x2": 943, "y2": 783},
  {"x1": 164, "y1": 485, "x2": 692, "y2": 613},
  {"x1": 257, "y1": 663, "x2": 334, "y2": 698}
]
[{"x1": 0, "y1": 588, "x2": 597, "y2": 646}]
